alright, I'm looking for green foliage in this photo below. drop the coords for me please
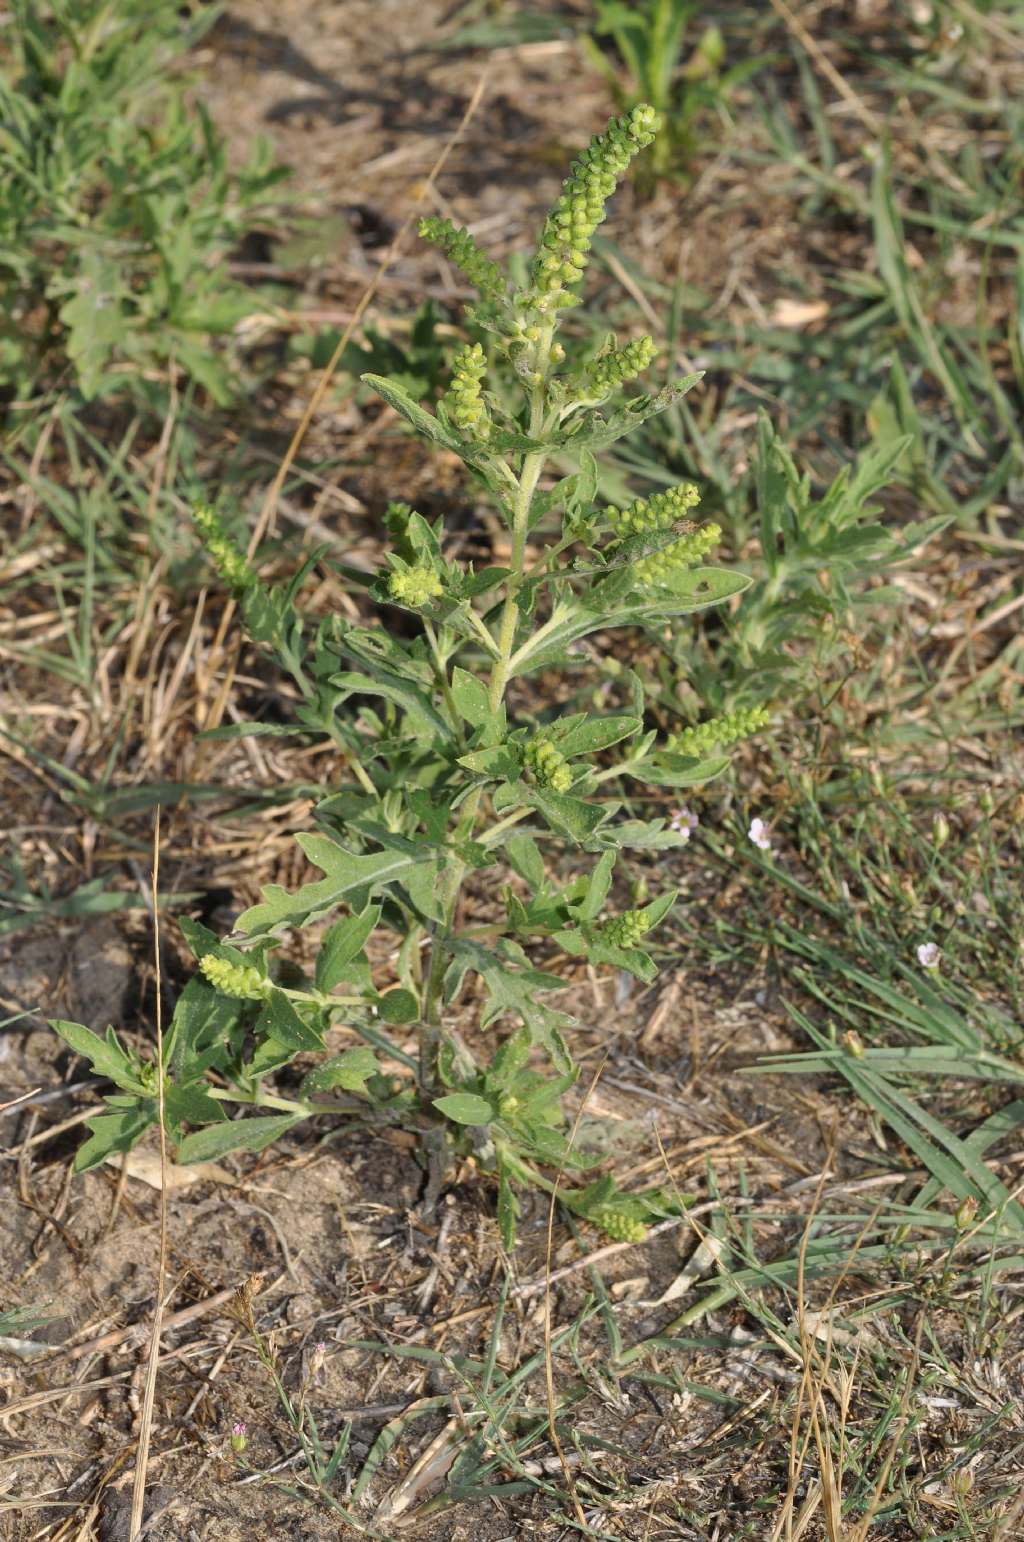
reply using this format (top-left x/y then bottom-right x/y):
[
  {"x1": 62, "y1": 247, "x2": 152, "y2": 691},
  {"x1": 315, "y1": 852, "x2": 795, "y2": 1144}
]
[
  {"x1": 583, "y1": 0, "x2": 769, "y2": 184},
  {"x1": 0, "y1": 0, "x2": 286, "y2": 405},
  {"x1": 643, "y1": 418, "x2": 950, "y2": 716},
  {"x1": 52, "y1": 107, "x2": 764, "y2": 1239},
  {"x1": 297, "y1": 301, "x2": 448, "y2": 404},
  {"x1": 0, "y1": 854, "x2": 155, "y2": 938}
]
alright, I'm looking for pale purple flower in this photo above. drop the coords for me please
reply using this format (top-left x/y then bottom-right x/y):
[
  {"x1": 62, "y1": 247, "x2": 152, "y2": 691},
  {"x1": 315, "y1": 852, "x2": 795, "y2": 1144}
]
[
  {"x1": 917, "y1": 941, "x2": 941, "y2": 970},
  {"x1": 669, "y1": 806, "x2": 699, "y2": 840},
  {"x1": 230, "y1": 1420, "x2": 248, "y2": 1453},
  {"x1": 748, "y1": 817, "x2": 772, "y2": 852}
]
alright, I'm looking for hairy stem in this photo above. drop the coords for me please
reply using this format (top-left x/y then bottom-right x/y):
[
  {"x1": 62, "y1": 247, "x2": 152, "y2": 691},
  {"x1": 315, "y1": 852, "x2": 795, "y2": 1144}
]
[
  {"x1": 487, "y1": 327, "x2": 555, "y2": 714},
  {"x1": 419, "y1": 328, "x2": 555, "y2": 1101},
  {"x1": 424, "y1": 619, "x2": 464, "y2": 745}
]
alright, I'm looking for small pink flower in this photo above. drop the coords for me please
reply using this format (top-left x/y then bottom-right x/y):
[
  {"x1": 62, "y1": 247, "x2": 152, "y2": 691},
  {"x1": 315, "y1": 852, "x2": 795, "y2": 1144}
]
[
  {"x1": 917, "y1": 941, "x2": 941, "y2": 970},
  {"x1": 669, "y1": 806, "x2": 699, "y2": 839},
  {"x1": 230, "y1": 1421, "x2": 247, "y2": 1453},
  {"x1": 748, "y1": 817, "x2": 772, "y2": 852}
]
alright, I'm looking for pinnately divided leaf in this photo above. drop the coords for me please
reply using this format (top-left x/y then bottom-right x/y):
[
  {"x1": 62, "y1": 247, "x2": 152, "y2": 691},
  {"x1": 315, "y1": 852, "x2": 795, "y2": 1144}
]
[
  {"x1": 237, "y1": 836, "x2": 435, "y2": 935},
  {"x1": 510, "y1": 569, "x2": 750, "y2": 677},
  {"x1": 50, "y1": 1020, "x2": 142, "y2": 1091},
  {"x1": 362, "y1": 372, "x2": 463, "y2": 453}
]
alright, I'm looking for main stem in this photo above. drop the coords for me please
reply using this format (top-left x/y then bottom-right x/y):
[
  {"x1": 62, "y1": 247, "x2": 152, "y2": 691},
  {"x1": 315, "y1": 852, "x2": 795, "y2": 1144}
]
[
  {"x1": 487, "y1": 343, "x2": 554, "y2": 714},
  {"x1": 418, "y1": 325, "x2": 556, "y2": 1093}
]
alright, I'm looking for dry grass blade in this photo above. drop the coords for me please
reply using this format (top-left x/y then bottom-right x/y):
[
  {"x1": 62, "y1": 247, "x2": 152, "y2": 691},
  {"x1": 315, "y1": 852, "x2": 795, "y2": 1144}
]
[
  {"x1": 766, "y1": 0, "x2": 881, "y2": 135},
  {"x1": 127, "y1": 811, "x2": 168, "y2": 1542},
  {"x1": 371, "y1": 1415, "x2": 466, "y2": 1527}
]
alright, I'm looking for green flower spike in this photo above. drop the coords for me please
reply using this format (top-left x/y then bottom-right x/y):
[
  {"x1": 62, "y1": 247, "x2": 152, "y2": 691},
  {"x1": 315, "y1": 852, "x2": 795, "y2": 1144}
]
[
  {"x1": 531, "y1": 104, "x2": 660, "y2": 307},
  {"x1": 200, "y1": 954, "x2": 271, "y2": 1001},
  {"x1": 600, "y1": 909, "x2": 652, "y2": 949},
  {"x1": 524, "y1": 734, "x2": 573, "y2": 793},
  {"x1": 192, "y1": 503, "x2": 257, "y2": 593},
  {"x1": 388, "y1": 566, "x2": 444, "y2": 607},
  {"x1": 445, "y1": 342, "x2": 490, "y2": 440},
  {"x1": 634, "y1": 523, "x2": 722, "y2": 587},
  {"x1": 590, "y1": 1207, "x2": 648, "y2": 1243},
  {"x1": 579, "y1": 335, "x2": 655, "y2": 398},
  {"x1": 606, "y1": 482, "x2": 700, "y2": 538},
  {"x1": 418, "y1": 217, "x2": 508, "y2": 303},
  {"x1": 668, "y1": 704, "x2": 771, "y2": 757}
]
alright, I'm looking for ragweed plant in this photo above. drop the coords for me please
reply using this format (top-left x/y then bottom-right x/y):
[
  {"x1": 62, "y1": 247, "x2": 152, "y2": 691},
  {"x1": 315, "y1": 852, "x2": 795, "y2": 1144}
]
[
  {"x1": 52, "y1": 107, "x2": 760, "y2": 1242},
  {"x1": 0, "y1": 0, "x2": 285, "y2": 405}
]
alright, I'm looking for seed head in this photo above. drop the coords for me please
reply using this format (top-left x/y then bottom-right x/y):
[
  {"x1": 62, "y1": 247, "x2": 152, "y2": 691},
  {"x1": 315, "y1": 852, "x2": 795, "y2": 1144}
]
[
  {"x1": 444, "y1": 342, "x2": 490, "y2": 440},
  {"x1": 309, "y1": 1340, "x2": 327, "y2": 1382},
  {"x1": 633, "y1": 523, "x2": 721, "y2": 587},
  {"x1": 531, "y1": 105, "x2": 661, "y2": 306},
  {"x1": 388, "y1": 566, "x2": 443, "y2": 607},
  {"x1": 192, "y1": 503, "x2": 257, "y2": 593},
  {"x1": 601, "y1": 909, "x2": 652, "y2": 949},
  {"x1": 199, "y1": 954, "x2": 271, "y2": 1001},
  {"x1": 577, "y1": 334, "x2": 656, "y2": 398},
  {"x1": 668, "y1": 705, "x2": 770, "y2": 759},
  {"x1": 590, "y1": 1207, "x2": 648, "y2": 1243},
  {"x1": 524, "y1": 734, "x2": 573, "y2": 792},
  {"x1": 418, "y1": 217, "x2": 508, "y2": 303},
  {"x1": 606, "y1": 482, "x2": 700, "y2": 539}
]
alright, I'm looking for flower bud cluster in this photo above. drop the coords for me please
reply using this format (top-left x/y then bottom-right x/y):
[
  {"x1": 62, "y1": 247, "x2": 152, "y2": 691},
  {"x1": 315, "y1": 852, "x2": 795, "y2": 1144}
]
[
  {"x1": 606, "y1": 482, "x2": 700, "y2": 538},
  {"x1": 418, "y1": 217, "x2": 508, "y2": 303},
  {"x1": 200, "y1": 954, "x2": 271, "y2": 1001},
  {"x1": 388, "y1": 566, "x2": 443, "y2": 607},
  {"x1": 524, "y1": 734, "x2": 573, "y2": 792},
  {"x1": 634, "y1": 523, "x2": 722, "y2": 587},
  {"x1": 668, "y1": 704, "x2": 770, "y2": 758},
  {"x1": 590, "y1": 1207, "x2": 648, "y2": 1243},
  {"x1": 578, "y1": 335, "x2": 655, "y2": 397},
  {"x1": 385, "y1": 499, "x2": 414, "y2": 528},
  {"x1": 192, "y1": 504, "x2": 257, "y2": 593},
  {"x1": 532, "y1": 104, "x2": 660, "y2": 304},
  {"x1": 600, "y1": 909, "x2": 651, "y2": 948},
  {"x1": 445, "y1": 343, "x2": 489, "y2": 440}
]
